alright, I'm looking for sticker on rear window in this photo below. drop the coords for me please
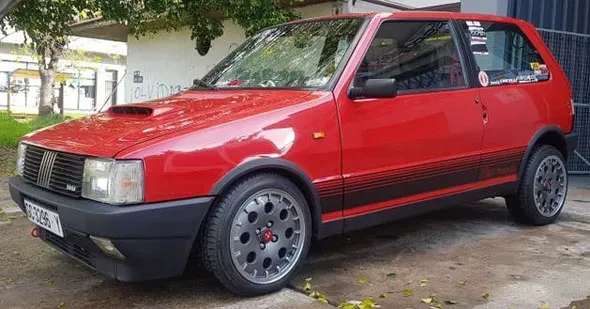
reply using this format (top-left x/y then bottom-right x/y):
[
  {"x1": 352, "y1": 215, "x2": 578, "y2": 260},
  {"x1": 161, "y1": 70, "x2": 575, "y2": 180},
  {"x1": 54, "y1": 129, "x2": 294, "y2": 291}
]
[
  {"x1": 531, "y1": 63, "x2": 550, "y2": 81},
  {"x1": 478, "y1": 71, "x2": 490, "y2": 87},
  {"x1": 466, "y1": 21, "x2": 489, "y2": 56}
]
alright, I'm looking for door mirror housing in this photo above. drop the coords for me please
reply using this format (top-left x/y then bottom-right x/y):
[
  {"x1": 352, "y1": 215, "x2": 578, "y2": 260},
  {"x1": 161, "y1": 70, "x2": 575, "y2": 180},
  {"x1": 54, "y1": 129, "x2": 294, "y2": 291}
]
[{"x1": 348, "y1": 79, "x2": 398, "y2": 99}]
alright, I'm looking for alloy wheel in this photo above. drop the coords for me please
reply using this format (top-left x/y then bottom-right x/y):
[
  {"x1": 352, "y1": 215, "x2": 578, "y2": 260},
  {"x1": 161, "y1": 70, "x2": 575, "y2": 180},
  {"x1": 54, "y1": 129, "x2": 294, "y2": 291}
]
[
  {"x1": 533, "y1": 155, "x2": 567, "y2": 217},
  {"x1": 229, "y1": 189, "x2": 306, "y2": 284}
]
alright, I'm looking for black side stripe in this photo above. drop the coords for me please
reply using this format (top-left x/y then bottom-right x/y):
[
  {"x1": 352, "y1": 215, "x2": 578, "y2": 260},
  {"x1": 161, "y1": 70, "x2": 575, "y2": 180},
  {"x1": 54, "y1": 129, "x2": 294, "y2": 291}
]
[{"x1": 316, "y1": 147, "x2": 525, "y2": 214}]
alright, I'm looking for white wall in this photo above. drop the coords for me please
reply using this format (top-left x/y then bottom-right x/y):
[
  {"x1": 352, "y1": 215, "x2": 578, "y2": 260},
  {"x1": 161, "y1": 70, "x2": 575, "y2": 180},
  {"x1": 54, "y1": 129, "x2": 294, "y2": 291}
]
[
  {"x1": 398, "y1": 0, "x2": 457, "y2": 7},
  {"x1": 461, "y1": 0, "x2": 509, "y2": 16},
  {"x1": 349, "y1": 0, "x2": 400, "y2": 13},
  {"x1": 125, "y1": 2, "x2": 339, "y2": 103},
  {"x1": 126, "y1": 21, "x2": 245, "y2": 103}
]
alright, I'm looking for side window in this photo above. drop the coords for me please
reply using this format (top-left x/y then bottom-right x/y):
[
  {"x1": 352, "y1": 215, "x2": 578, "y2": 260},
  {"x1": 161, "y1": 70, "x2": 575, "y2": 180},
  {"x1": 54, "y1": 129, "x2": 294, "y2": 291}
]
[
  {"x1": 460, "y1": 21, "x2": 550, "y2": 87},
  {"x1": 354, "y1": 21, "x2": 466, "y2": 92}
]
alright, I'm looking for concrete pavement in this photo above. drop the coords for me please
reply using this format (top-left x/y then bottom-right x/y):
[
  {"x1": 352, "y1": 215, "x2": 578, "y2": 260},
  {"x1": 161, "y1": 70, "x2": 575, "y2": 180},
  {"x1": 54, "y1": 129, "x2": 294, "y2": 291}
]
[{"x1": 1, "y1": 175, "x2": 589, "y2": 308}]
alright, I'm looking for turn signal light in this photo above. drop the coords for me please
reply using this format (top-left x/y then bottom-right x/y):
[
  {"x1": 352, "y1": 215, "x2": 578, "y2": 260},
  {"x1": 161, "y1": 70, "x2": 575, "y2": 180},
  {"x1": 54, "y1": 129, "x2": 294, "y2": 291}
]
[{"x1": 90, "y1": 236, "x2": 125, "y2": 259}]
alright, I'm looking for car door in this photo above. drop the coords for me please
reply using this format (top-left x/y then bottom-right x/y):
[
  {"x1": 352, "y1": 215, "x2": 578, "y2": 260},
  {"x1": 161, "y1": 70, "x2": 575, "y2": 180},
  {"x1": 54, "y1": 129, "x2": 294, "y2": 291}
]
[
  {"x1": 456, "y1": 19, "x2": 555, "y2": 182},
  {"x1": 337, "y1": 19, "x2": 484, "y2": 218}
]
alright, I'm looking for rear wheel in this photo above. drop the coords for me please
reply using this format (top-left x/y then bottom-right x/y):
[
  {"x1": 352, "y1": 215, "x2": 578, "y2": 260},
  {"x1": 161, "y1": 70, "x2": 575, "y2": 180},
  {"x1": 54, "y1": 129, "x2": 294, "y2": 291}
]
[
  {"x1": 506, "y1": 145, "x2": 568, "y2": 225},
  {"x1": 201, "y1": 173, "x2": 311, "y2": 296}
]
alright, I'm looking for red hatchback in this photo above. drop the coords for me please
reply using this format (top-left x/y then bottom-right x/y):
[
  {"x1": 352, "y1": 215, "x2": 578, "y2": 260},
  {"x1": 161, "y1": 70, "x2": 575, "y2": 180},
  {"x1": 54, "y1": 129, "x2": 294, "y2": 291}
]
[{"x1": 10, "y1": 11, "x2": 577, "y2": 295}]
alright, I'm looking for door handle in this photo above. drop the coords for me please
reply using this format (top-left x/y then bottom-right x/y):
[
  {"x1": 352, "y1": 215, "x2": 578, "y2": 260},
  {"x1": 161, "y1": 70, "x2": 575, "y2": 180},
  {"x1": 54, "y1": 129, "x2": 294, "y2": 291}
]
[{"x1": 482, "y1": 105, "x2": 489, "y2": 124}]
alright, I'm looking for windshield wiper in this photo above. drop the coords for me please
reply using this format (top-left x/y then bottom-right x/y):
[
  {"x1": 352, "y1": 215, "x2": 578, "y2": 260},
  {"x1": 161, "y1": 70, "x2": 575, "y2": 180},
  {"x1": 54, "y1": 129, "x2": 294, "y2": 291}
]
[{"x1": 190, "y1": 78, "x2": 217, "y2": 90}]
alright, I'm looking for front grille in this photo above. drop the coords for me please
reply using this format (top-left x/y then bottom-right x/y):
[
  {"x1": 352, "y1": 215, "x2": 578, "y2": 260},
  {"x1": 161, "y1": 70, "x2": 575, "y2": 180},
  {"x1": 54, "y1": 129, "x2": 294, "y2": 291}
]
[
  {"x1": 23, "y1": 145, "x2": 86, "y2": 197},
  {"x1": 42, "y1": 230, "x2": 96, "y2": 268}
]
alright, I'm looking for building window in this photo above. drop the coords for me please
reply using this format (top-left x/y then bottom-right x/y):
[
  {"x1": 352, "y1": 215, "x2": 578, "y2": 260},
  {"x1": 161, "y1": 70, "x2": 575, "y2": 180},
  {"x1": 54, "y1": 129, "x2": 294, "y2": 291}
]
[{"x1": 105, "y1": 70, "x2": 118, "y2": 107}]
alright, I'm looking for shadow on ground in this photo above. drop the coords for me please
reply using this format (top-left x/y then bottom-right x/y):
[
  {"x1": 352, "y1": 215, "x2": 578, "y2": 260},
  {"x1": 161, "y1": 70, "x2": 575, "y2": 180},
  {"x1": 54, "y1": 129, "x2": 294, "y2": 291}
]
[{"x1": 1, "y1": 177, "x2": 590, "y2": 308}]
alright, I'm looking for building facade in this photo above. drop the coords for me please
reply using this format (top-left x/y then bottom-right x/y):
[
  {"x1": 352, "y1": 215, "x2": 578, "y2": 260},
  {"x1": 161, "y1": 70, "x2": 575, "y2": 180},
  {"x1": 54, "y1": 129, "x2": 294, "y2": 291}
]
[{"x1": 0, "y1": 32, "x2": 126, "y2": 114}]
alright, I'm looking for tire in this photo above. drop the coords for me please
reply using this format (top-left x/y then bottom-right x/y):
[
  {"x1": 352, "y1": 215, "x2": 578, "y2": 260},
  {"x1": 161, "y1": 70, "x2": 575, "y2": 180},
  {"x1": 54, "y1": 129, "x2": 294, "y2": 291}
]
[
  {"x1": 506, "y1": 145, "x2": 568, "y2": 225},
  {"x1": 201, "y1": 173, "x2": 312, "y2": 296}
]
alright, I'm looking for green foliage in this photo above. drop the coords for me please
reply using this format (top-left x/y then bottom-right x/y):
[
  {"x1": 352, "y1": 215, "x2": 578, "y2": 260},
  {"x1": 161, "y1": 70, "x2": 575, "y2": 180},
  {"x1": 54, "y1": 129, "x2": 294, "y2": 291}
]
[
  {"x1": 1, "y1": 0, "x2": 98, "y2": 115},
  {"x1": 98, "y1": 0, "x2": 303, "y2": 50},
  {"x1": 1, "y1": 0, "x2": 97, "y2": 61},
  {"x1": 0, "y1": 112, "x2": 66, "y2": 148}
]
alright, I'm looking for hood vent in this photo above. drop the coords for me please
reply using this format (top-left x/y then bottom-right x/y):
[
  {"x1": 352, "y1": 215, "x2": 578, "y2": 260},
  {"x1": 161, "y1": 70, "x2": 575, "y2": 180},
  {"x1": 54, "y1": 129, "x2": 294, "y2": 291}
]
[{"x1": 109, "y1": 106, "x2": 153, "y2": 116}]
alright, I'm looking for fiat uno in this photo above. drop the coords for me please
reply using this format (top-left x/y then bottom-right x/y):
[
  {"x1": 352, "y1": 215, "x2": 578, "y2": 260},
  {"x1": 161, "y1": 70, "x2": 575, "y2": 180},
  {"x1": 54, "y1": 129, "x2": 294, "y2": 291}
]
[{"x1": 9, "y1": 12, "x2": 577, "y2": 295}]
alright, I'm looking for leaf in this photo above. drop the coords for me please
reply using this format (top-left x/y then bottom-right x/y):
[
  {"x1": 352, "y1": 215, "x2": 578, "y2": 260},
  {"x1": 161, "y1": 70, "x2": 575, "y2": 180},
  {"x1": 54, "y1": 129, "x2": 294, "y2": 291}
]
[
  {"x1": 539, "y1": 302, "x2": 550, "y2": 309},
  {"x1": 303, "y1": 277, "x2": 312, "y2": 291},
  {"x1": 57, "y1": 302, "x2": 66, "y2": 308},
  {"x1": 402, "y1": 288, "x2": 414, "y2": 297},
  {"x1": 420, "y1": 279, "x2": 428, "y2": 287},
  {"x1": 309, "y1": 290, "x2": 328, "y2": 304},
  {"x1": 421, "y1": 297, "x2": 433, "y2": 304},
  {"x1": 46, "y1": 280, "x2": 53, "y2": 286},
  {"x1": 358, "y1": 278, "x2": 367, "y2": 284},
  {"x1": 386, "y1": 273, "x2": 397, "y2": 279},
  {"x1": 445, "y1": 300, "x2": 458, "y2": 304},
  {"x1": 317, "y1": 294, "x2": 328, "y2": 304},
  {"x1": 458, "y1": 280, "x2": 467, "y2": 286},
  {"x1": 359, "y1": 298, "x2": 380, "y2": 309},
  {"x1": 338, "y1": 300, "x2": 361, "y2": 309},
  {"x1": 379, "y1": 293, "x2": 387, "y2": 298},
  {"x1": 7, "y1": 278, "x2": 14, "y2": 284},
  {"x1": 482, "y1": 292, "x2": 490, "y2": 299}
]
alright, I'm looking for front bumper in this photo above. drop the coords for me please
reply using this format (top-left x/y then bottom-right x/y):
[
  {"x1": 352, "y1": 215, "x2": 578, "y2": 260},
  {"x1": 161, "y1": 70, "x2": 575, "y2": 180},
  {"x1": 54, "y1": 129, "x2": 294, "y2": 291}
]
[{"x1": 9, "y1": 176, "x2": 214, "y2": 282}]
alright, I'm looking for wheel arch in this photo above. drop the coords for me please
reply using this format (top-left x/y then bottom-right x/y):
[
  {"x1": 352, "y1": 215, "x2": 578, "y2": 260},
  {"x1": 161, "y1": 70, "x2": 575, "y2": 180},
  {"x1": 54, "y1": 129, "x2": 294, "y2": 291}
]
[
  {"x1": 210, "y1": 158, "x2": 323, "y2": 239},
  {"x1": 519, "y1": 126, "x2": 568, "y2": 181}
]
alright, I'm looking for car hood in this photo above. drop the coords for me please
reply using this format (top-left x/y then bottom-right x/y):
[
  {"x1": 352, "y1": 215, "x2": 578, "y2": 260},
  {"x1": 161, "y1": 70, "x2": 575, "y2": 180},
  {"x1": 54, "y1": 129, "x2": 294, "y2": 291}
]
[{"x1": 22, "y1": 90, "x2": 315, "y2": 157}]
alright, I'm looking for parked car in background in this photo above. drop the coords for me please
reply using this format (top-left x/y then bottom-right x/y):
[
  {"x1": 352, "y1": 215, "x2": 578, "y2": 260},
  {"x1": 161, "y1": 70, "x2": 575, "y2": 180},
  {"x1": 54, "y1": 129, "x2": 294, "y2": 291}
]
[{"x1": 9, "y1": 11, "x2": 577, "y2": 296}]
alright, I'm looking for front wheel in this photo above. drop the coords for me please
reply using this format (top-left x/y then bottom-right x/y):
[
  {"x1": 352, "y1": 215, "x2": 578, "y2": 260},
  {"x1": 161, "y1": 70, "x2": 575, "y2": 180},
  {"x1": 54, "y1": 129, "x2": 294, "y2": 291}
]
[
  {"x1": 201, "y1": 173, "x2": 312, "y2": 296},
  {"x1": 506, "y1": 145, "x2": 568, "y2": 225}
]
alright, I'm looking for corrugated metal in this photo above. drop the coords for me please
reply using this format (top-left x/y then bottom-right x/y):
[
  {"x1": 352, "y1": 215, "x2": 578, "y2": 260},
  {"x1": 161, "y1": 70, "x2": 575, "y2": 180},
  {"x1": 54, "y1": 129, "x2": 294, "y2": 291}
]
[
  {"x1": 508, "y1": 0, "x2": 590, "y2": 173},
  {"x1": 508, "y1": 0, "x2": 590, "y2": 35}
]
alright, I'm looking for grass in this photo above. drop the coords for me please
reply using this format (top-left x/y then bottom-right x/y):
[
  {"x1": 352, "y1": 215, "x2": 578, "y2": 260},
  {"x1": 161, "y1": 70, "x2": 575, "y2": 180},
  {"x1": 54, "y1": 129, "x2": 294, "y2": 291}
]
[
  {"x1": 0, "y1": 112, "x2": 69, "y2": 176},
  {"x1": 0, "y1": 112, "x2": 67, "y2": 148}
]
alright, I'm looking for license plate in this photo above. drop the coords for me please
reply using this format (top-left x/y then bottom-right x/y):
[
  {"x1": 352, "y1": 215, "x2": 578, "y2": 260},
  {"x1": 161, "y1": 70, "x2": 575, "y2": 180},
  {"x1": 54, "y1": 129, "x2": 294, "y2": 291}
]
[{"x1": 24, "y1": 199, "x2": 64, "y2": 237}]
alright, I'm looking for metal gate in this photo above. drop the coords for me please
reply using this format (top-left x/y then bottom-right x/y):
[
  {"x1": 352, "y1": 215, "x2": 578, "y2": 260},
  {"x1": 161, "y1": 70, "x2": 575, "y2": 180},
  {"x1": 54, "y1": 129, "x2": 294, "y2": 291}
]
[{"x1": 539, "y1": 29, "x2": 590, "y2": 174}]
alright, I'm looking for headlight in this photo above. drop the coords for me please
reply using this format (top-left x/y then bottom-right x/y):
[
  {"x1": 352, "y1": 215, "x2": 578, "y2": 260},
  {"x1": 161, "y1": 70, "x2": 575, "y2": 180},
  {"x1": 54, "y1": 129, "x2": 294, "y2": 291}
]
[
  {"x1": 82, "y1": 158, "x2": 144, "y2": 205},
  {"x1": 16, "y1": 142, "x2": 27, "y2": 176}
]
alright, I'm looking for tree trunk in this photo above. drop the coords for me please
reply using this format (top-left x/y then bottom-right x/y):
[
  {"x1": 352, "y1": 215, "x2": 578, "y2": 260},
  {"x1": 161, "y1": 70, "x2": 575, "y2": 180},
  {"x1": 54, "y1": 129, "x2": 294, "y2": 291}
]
[{"x1": 38, "y1": 66, "x2": 55, "y2": 116}]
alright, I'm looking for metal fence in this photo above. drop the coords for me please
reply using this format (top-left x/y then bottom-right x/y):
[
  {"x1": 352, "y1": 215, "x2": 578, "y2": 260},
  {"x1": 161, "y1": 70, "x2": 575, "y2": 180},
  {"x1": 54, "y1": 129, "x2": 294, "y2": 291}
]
[{"x1": 539, "y1": 29, "x2": 590, "y2": 174}]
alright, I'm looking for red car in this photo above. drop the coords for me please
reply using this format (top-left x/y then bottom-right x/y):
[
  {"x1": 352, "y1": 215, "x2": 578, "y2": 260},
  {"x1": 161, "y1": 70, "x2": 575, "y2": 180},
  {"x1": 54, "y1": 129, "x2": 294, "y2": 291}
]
[{"x1": 10, "y1": 12, "x2": 577, "y2": 295}]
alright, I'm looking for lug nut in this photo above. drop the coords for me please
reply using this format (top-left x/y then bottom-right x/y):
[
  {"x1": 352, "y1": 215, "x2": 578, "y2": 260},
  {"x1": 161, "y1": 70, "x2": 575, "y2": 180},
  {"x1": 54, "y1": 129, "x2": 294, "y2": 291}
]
[
  {"x1": 256, "y1": 228, "x2": 261, "y2": 235},
  {"x1": 267, "y1": 221, "x2": 273, "y2": 228},
  {"x1": 272, "y1": 235, "x2": 278, "y2": 242},
  {"x1": 259, "y1": 243, "x2": 266, "y2": 249}
]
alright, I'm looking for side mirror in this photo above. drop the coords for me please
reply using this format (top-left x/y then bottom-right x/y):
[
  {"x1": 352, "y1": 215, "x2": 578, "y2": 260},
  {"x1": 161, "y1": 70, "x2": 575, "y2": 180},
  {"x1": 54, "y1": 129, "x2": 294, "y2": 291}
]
[{"x1": 348, "y1": 78, "x2": 398, "y2": 99}]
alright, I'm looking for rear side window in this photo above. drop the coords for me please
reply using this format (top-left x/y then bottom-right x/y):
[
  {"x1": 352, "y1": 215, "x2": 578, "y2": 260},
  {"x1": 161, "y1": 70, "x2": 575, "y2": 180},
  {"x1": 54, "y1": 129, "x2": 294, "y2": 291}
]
[
  {"x1": 459, "y1": 21, "x2": 550, "y2": 87},
  {"x1": 354, "y1": 21, "x2": 466, "y2": 93}
]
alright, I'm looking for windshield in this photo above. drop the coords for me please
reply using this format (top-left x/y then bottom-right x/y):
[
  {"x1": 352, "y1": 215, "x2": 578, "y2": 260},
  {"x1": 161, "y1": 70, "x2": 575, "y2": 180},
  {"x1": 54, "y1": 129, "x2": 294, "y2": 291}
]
[{"x1": 201, "y1": 18, "x2": 365, "y2": 89}]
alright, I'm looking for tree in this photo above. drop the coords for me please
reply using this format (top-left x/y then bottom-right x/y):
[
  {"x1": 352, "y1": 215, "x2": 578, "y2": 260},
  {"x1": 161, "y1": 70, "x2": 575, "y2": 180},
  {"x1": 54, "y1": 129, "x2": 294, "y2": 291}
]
[
  {"x1": 98, "y1": 0, "x2": 306, "y2": 52},
  {"x1": 1, "y1": 0, "x2": 96, "y2": 115}
]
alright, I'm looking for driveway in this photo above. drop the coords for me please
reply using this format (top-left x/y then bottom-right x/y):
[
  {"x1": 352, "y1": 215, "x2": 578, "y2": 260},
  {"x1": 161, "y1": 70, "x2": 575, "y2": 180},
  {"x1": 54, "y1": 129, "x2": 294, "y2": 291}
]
[{"x1": 1, "y1": 175, "x2": 590, "y2": 309}]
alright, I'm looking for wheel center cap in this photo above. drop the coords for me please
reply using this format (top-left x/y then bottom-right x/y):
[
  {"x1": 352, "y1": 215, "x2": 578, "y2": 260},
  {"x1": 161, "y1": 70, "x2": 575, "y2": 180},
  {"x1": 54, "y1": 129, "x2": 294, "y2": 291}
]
[{"x1": 262, "y1": 229, "x2": 274, "y2": 243}]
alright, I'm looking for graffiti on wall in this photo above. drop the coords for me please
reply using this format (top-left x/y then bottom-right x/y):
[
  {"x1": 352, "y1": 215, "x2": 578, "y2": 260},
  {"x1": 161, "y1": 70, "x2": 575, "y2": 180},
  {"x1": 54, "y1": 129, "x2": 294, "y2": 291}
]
[
  {"x1": 131, "y1": 70, "x2": 185, "y2": 102},
  {"x1": 132, "y1": 83, "x2": 184, "y2": 102}
]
